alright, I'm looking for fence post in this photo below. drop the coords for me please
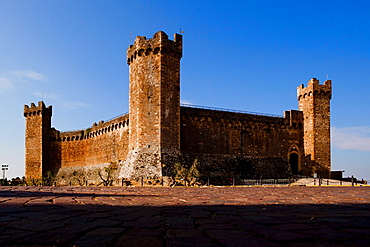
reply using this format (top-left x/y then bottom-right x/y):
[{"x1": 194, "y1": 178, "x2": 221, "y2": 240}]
[
  {"x1": 232, "y1": 177, "x2": 235, "y2": 186},
  {"x1": 141, "y1": 176, "x2": 144, "y2": 186},
  {"x1": 327, "y1": 179, "x2": 329, "y2": 185},
  {"x1": 351, "y1": 175, "x2": 354, "y2": 186}
]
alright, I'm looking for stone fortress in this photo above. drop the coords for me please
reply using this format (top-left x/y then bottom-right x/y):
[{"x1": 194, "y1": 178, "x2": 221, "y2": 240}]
[{"x1": 24, "y1": 31, "x2": 332, "y2": 185}]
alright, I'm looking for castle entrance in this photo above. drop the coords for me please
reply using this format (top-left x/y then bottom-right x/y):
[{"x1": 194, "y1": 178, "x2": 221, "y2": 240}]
[{"x1": 289, "y1": 153, "x2": 299, "y2": 175}]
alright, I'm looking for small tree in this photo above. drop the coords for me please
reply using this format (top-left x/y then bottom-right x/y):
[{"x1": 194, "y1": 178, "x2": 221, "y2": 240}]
[
  {"x1": 172, "y1": 159, "x2": 200, "y2": 186},
  {"x1": 187, "y1": 159, "x2": 200, "y2": 186},
  {"x1": 42, "y1": 171, "x2": 56, "y2": 186},
  {"x1": 71, "y1": 170, "x2": 88, "y2": 186},
  {"x1": 98, "y1": 162, "x2": 118, "y2": 186}
]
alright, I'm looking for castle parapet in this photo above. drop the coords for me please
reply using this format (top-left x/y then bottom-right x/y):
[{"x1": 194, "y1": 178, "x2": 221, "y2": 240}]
[
  {"x1": 127, "y1": 31, "x2": 182, "y2": 65},
  {"x1": 55, "y1": 113, "x2": 129, "y2": 142},
  {"x1": 24, "y1": 101, "x2": 52, "y2": 117},
  {"x1": 297, "y1": 78, "x2": 332, "y2": 100},
  {"x1": 284, "y1": 110, "x2": 303, "y2": 127}
]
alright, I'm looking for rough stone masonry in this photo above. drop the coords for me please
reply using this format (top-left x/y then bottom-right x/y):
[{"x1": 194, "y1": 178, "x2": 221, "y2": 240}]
[{"x1": 24, "y1": 31, "x2": 332, "y2": 185}]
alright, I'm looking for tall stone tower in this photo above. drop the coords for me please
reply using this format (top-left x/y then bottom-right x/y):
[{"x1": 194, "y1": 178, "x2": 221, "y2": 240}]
[
  {"x1": 24, "y1": 101, "x2": 52, "y2": 180},
  {"x1": 123, "y1": 31, "x2": 182, "y2": 179},
  {"x1": 297, "y1": 78, "x2": 332, "y2": 177}
]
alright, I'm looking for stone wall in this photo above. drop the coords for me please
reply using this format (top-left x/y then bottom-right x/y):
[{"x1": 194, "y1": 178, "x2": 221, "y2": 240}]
[
  {"x1": 55, "y1": 162, "x2": 121, "y2": 186},
  {"x1": 179, "y1": 107, "x2": 306, "y2": 179},
  {"x1": 49, "y1": 114, "x2": 129, "y2": 180},
  {"x1": 182, "y1": 153, "x2": 291, "y2": 184},
  {"x1": 180, "y1": 106, "x2": 304, "y2": 158}
]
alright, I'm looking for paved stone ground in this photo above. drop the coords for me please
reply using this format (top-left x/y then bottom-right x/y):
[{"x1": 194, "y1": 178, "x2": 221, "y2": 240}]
[{"x1": 0, "y1": 186, "x2": 370, "y2": 247}]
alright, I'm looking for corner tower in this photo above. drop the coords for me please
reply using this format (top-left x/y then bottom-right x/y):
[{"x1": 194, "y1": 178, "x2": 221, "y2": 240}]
[
  {"x1": 24, "y1": 101, "x2": 52, "y2": 180},
  {"x1": 124, "y1": 31, "x2": 182, "y2": 179},
  {"x1": 297, "y1": 78, "x2": 332, "y2": 177}
]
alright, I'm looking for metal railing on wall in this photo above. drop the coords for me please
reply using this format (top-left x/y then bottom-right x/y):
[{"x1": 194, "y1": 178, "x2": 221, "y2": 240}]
[
  {"x1": 240, "y1": 178, "x2": 298, "y2": 186},
  {"x1": 180, "y1": 103, "x2": 283, "y2": 118},
  {"x1": 60, "y1": 112, "x2": 128, "y2": 133}
]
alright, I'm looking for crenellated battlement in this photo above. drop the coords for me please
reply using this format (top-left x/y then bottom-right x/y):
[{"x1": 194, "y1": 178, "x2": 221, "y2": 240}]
[
  {"x1": 54, "y1": 114, "x2": 129, "y2": 142},
  {"x1": 127, "y1": 31, "x2": 182, "y2": 64},
  {"x1": 24, "y1": 101, "x2": 52, "y2": 117},
  {"x1": 297, "y1": 78, "x2": 332, "y2": 100}
]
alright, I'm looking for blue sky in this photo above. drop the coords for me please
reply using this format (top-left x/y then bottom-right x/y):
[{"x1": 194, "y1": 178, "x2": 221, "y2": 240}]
[{"x1": 1, "y1": 0, "x2": 370, "y2": 180}]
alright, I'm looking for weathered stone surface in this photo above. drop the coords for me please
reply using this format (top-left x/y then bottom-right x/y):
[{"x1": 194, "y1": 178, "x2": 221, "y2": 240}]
[
  {"x1": 24, "y1": 31, "x2": 332, "y2": 182},
  {"x1": 24, "y1": 101, "x2": 52, "y2": 179},
  {"x1": 298, "y1": 78, "x2": 332, "y2": 177},
  {"x1": 126, "y1": 31, "x2": 182, "y2": 179}
]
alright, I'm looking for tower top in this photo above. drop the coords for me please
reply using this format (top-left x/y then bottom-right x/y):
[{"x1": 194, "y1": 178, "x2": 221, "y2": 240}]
[
  {"x1": 127, "y1": 31, "x2": 182, "y2": 65},
  {"x1": 24, "y1": 101, "x2": 52, "y2": 117},
  {"x1": 297, "y1": 78, "x2": 332, "y2": 100}
]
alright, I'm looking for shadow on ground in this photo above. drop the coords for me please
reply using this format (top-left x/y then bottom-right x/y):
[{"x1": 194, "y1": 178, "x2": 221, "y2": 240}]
[{"x1": 0, "y1": 187, "x2": 369, "y2": 246}]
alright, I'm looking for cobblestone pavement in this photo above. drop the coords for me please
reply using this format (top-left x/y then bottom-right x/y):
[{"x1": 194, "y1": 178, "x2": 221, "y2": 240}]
[{"x1": 0, "y1": 186, "x2": 370, "y2": 247}]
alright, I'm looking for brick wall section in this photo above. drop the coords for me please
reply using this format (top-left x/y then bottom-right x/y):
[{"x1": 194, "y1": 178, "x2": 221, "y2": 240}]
[
  {"x1": 298, "y1": 78, "x2": 332, "y2": 177},
  {"x1": 24, "y1": 101, "x2": 52, "y2": 179},
  {"x1": 49, "y1": 114, "x2": 129, "y2": 171},
  {"x1": 180, "y1": 107, "x2": 306, "y2": 171}
]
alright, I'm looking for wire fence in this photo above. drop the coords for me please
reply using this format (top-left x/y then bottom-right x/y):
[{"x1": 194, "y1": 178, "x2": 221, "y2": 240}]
[
  {"x1": 239, "y1": 178, "x2": 298, "y2": 186},
  {"x1": 201, "y1": 176, "x2": 368, "y2": 187}
]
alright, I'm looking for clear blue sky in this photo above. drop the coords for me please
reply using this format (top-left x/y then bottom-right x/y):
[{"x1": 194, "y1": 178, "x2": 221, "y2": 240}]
[{"x1": 1, "y1": 0, "x2": 369, "y2": 180}]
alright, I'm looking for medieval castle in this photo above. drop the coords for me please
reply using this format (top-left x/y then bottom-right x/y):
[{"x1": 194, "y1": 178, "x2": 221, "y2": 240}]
[{"x1": 24, "y1": 31, "x2": 332, "y2": 185}]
